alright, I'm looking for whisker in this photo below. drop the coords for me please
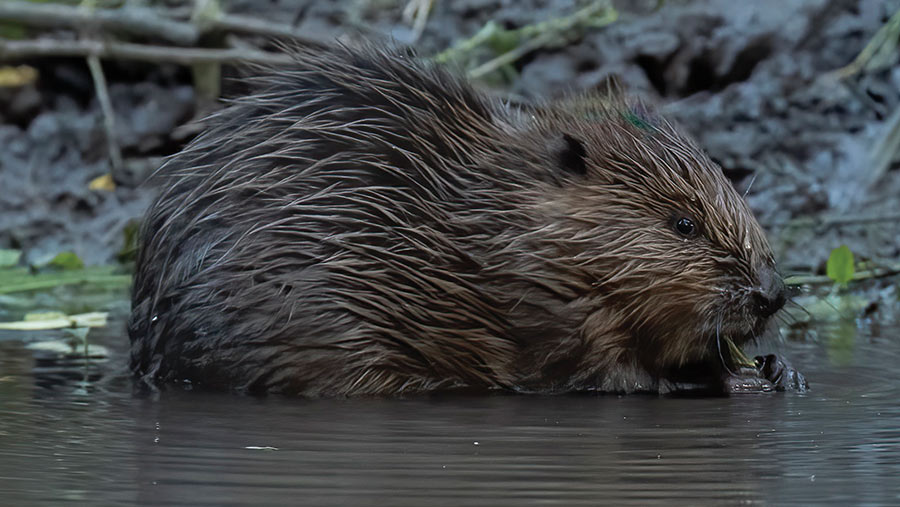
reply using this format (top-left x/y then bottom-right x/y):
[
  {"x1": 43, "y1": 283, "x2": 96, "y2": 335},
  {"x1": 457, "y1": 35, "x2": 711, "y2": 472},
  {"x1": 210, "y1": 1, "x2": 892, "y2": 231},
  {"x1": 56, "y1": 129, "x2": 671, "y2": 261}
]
[
  {"x1": 770, "y1": 316, "x2": 787, "y2": 344},
  {"x1": 742, "y1": 172, "x2": 758, "y2": 199},
  {"x1": 785, "y1": 299, "x2": 812, "y2": 319}
]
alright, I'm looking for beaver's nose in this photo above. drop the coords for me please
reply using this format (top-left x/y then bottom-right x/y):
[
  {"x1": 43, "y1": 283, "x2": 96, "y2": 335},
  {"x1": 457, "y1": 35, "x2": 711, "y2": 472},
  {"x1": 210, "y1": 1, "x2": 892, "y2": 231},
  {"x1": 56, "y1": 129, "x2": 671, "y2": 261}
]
[{"x1": 753, "y1": 266, "x2": 786, "y2": 318}]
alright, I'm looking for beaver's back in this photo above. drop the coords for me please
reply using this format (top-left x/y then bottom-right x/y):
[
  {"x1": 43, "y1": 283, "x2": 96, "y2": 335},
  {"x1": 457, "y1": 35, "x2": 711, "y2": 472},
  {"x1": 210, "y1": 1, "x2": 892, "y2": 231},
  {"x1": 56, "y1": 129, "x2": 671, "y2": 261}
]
[{"x1": 128, "y1": 46, "x2": 589, "y2": 395}]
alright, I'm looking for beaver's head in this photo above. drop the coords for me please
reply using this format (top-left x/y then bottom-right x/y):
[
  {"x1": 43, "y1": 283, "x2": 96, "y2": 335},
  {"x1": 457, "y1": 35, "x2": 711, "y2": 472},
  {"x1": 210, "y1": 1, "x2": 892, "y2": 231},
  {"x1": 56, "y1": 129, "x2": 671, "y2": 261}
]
[{"x1": 532, "y1": 98, "x2": 784, "y2": 374}]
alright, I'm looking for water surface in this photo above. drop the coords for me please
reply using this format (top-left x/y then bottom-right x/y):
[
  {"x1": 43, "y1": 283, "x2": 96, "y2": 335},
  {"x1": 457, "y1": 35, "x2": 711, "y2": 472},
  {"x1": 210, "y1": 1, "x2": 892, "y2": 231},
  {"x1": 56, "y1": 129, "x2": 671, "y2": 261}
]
[{"x1": 1, "y1": 316, "x2": 898, "y2": 505}]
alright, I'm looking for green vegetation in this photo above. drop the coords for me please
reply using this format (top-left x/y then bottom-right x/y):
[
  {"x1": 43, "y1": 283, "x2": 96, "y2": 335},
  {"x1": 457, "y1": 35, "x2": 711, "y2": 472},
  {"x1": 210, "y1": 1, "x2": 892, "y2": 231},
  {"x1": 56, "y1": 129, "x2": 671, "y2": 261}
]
[
  {"x1": 0, "y1": 262, "x2": 130, "y2": 296},
  {"x1": 826, "y1": 245, "x2": 855, "y2": 286},
  {"x1": 0, "y1": 250, "x2": 128, "y2": 371},
  {"x1": 0, "y1": 250, "x2": 129, "y2": 333},
  {"x1": 433, "y1": 0, "x2": 617, "y2": 83}
]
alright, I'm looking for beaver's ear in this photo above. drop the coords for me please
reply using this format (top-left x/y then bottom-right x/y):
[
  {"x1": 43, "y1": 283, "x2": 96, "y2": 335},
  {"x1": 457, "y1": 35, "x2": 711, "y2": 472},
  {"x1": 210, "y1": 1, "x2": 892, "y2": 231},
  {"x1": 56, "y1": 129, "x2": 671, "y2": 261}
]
[{"x1": 551, "y1": 133, "x2": 587, "y2": 176}]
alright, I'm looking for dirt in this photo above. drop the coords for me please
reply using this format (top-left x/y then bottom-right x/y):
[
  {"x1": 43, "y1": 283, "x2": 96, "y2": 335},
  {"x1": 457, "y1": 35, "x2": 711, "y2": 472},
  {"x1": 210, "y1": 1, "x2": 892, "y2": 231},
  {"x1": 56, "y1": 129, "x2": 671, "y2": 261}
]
[{"x1": 0, "y1": 0, "x2": 898, "y2": 276}]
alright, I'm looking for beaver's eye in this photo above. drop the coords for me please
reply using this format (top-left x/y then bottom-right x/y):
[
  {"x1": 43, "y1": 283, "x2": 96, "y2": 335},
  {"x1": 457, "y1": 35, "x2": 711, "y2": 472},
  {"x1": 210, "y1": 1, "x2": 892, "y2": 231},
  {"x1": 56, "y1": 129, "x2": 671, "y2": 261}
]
[{"x1": 675, "y1": 216, "x2": 697, "y2": 238}]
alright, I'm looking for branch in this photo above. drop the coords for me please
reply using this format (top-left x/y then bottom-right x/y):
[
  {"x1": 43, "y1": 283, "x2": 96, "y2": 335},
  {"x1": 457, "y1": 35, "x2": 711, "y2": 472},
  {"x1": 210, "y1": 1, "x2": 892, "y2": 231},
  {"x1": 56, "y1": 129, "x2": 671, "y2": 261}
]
[
  {"x1": 0, "y1": 38, "x2": 293, "y2": 66},
  {"x1": 214, "y1": 14, "x2": 328, "y2": 48},
  {"x1": 0, "y1": 1, "x2": 199, "y2": 45},
  {"x1": 0, "y1": 1, "x2": 329, "y2": 49},
  {"x1": 86, "y1": 54, "x2": 123, "y2": 171}
]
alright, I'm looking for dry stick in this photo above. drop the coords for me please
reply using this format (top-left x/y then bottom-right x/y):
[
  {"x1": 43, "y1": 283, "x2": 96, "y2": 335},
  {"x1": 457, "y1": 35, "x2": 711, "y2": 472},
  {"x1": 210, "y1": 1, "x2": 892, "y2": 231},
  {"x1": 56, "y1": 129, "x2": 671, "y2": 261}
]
[
  {"x1": 78, "y1": 0, "x2": 123, "y2": 173},
  {"x1": 86, "y1": 54, "x2": 123, "y2": 172},
  {"x1": 401, "y1": 0, "x2": 433, "y2": 44},
  {"x1": 0, "y1": 39, "x2": 293, "y2": 65},
  {"x1": 0, "y1": 1, "x2": 198, "y2": 45},
  {"x1": 865, "y1": 104, "x2": 900, "y2": 192},
  {"x1": 213, "y1": 14, "x2": 328, "y2": 48},
  {"x1": 773, "y1": 212, "x2": 900, "y2": 228},
  {"x1": 0, "y1": 1, "x2": 329, "y2": 50}
]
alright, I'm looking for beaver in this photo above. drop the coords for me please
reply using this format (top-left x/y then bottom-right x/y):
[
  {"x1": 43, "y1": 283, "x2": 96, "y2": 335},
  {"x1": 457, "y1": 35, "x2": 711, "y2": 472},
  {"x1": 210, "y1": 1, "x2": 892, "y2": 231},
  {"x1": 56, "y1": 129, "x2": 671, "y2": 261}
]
[{"x1": 128, "y1": 44, "x2": 805, "y2": 396}]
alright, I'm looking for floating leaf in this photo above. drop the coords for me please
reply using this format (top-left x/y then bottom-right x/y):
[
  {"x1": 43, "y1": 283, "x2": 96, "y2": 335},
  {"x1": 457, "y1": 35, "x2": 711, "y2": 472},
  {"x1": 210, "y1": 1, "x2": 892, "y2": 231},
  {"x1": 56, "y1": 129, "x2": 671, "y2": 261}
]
[
  {"x1": 0, "y1": 249, "x2": 21, "y2": 268},
  {"x1": 24, "y1": 311, "x2": 67, "y2": 321},
  {"x1": 826, "y1": 245, "x2": 855, "y2": 285},
  {"x1": 47, "y1": 252, "x2": 85, "y2": 271},
  {"x1": 26, "y1": 339, "x2": 109, "y2": 359}
]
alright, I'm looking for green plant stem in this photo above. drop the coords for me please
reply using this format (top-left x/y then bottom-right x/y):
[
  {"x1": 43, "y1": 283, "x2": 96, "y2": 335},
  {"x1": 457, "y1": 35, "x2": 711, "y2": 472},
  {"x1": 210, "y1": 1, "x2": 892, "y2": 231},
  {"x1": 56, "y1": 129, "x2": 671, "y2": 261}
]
[{"x1": 784, "y1": 263, "x2": 900, "y2": 286}]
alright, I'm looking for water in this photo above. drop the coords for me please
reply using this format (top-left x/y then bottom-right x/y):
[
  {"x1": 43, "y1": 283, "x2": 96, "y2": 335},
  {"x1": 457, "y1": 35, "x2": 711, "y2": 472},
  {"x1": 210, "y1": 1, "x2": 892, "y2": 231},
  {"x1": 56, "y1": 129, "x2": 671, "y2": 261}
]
[{"x1": 1, "y1": 316, "x2": 899, "y2": 505}]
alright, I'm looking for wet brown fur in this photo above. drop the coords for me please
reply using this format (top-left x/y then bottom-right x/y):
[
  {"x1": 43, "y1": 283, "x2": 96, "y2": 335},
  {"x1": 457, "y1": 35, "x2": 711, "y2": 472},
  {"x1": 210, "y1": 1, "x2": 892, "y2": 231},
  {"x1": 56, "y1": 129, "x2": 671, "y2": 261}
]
[{"x1": 128, "y1": 45, "x2": 781, "y2": 396}]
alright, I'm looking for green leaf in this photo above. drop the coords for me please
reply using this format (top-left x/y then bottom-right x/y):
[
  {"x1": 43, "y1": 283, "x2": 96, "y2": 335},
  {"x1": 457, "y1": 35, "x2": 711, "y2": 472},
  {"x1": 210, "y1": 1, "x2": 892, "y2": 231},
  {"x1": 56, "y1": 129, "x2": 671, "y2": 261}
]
[
  {"x1": 0, "y1": 249, "x2": 21, "y2": 268},
  {"x1": 826, "y1": 245, "x2": 855, "y2": 285},
  {"x1": 486, "y1": 29, "x2": 521, "y2": 55},
  {"x1": 117, "y1": 219, "x2": 140, "y2": 263},
  {"x1": 47, "y1": 252, "x2": 85, "y2": 271},
  {"x1": 0, "y1": 266, "x2": 130, "y2": 295}
]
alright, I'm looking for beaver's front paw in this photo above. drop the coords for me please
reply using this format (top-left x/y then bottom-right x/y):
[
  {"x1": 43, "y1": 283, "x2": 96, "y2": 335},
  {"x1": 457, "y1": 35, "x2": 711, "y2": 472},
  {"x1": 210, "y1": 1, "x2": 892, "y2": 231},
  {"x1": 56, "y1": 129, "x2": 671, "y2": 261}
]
[
  {"x1": 755, "y1": 354, "x2": 808, "y2": 392},
  {"x1": 723, "y1": 354, "x2": 808, "y2": 394},
  {"x1": 724, "y1": 367, "x2": 775, "y2": 394}
]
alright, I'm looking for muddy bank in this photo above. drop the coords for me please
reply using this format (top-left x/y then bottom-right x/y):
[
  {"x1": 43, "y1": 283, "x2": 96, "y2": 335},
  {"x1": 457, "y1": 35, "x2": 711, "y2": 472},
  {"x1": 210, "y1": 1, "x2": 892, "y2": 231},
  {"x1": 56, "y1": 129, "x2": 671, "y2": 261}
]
[{"x1": 0, "y1": 0, "x2": 897, "y2": 274}]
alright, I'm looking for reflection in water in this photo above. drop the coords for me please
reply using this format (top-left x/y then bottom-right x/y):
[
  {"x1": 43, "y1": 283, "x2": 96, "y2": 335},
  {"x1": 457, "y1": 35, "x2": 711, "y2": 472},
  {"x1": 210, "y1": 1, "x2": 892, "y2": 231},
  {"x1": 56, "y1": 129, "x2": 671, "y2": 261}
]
[{"x1": 1, "y1": 322, "x2": 899, "y2": 505}]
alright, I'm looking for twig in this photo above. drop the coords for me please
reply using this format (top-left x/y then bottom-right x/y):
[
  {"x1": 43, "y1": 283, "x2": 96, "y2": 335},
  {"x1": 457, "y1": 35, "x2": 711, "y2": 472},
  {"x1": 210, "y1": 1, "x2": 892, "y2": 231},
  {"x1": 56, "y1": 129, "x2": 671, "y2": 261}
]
[
  {"x1": 402, "y1": 0, "x2": 434, "y2": 44},
  {"x1": 214, "y1": 14, "x2": 328, "y2": 48},
  {"x1": 0, "y1": 1, "x2": 199, "y2": 45},
  {"x1": 864, "y1": 104, "x2": 900, "y2": 192},
  {"x1": 190, "y1": 0, "x2": 223, "y2": 101},
  {"x1": 86, "y1": 55, "x2": 123, "y2": 171},
  {"x1": 76, "y1": 0, "x2": 124, "y2": 174},
  {"x1": 0, "y1": 0, "x2": 330, "y2": 49},
  {"x1": 832, "y1": 7, "x2": 900, "y2": 78},
  {"x1": 468, "y1": 31, "x2": 556, "y2": 80},
  {"x1": 769, "y1": 212, "x2": 900, "y2": 228},
  {"x1": 0, "y1": 38, "x2": 293, "y2": 65},
  {"x1": 784, "y1": 263, "x2": 900, "y2": 286}
]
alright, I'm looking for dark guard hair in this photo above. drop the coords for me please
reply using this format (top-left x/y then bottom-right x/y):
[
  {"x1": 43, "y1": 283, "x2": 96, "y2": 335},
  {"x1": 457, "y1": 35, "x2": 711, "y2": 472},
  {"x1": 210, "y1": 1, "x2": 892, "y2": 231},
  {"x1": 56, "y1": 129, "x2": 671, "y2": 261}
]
[{"x1": 128, "y1": 45, "x2": 785, "y2": 396}]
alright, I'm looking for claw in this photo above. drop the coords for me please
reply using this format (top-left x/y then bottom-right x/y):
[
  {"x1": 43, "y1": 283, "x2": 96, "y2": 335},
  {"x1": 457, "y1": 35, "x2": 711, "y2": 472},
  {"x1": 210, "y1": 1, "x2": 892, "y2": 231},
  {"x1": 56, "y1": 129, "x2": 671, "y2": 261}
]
[
  {"x1": 755, "y1": 354, "x2": 809, "y2": 392},
  {"x1": 721, "y1": 354, "x2": 807, "y2": 394}
]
